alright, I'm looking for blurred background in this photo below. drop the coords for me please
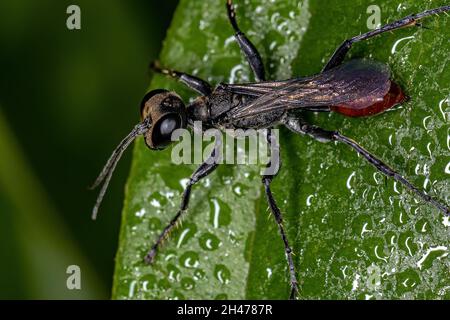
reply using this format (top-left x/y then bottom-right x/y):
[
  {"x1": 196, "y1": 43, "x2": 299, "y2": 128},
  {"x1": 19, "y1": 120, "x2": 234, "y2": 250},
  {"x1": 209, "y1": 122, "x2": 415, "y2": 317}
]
[{"x1": 0, "y1": 0, "x2": 178, "y2": 299}]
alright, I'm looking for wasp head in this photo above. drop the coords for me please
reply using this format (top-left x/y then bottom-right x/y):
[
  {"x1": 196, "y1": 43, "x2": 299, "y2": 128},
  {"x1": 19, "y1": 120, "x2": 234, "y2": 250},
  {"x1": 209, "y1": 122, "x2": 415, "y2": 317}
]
[{"x1": 140, "y1": 89, "x2": 187, "y2": 150}]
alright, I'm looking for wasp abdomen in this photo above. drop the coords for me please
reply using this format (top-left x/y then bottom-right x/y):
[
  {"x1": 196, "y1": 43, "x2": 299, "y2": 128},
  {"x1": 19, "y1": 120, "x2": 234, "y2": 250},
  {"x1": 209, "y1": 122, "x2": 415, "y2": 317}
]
[{"x1": 331, "y1": 81, "x2": 406, "y2": 117}]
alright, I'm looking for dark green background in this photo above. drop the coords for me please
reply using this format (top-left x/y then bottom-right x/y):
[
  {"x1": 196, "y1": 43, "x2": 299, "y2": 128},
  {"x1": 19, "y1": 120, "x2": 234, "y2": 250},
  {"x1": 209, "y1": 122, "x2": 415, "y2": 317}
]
[{"x1": 0, "y1": 0, "x2": 177, "y2": 298}]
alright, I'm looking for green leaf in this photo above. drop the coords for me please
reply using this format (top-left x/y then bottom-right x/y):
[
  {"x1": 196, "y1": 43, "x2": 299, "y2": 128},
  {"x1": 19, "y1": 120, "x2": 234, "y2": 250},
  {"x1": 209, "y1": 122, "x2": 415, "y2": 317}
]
[{"x1": 113, "y1": 0, "x2": 450, "y2": 299}]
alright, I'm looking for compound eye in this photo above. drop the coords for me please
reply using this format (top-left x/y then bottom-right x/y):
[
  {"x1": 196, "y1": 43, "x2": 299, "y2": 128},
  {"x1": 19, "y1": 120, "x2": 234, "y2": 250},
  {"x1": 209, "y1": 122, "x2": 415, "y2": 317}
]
[
  {"x1": 151, "y1": 114, "x2": 182, "y2": 149},
  {"x1": 158, "y1": 116, "x2": 179, "y2": 140}
]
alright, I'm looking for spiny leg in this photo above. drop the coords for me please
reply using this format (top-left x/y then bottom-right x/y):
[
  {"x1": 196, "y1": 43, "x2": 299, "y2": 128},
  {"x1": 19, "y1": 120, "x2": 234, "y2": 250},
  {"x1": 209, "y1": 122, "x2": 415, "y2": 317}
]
[
  {"x1": 226, "y1": 0, "x2": 265, "y2": 81},
  {"x1": 283, "y1": 116, "x2": 449, "y2": 215},
  {"x1": 145, "y1": 145, "x2": 220, "y2": 264},
  {"x1": 323, "y1": 5, "x2": 450, "y2": 71},
  {"x1": 150, "y1": 61, "x2": 212, "y2": 96},
  {"x1": 262, "y1": 130, "x2": 299, "y2": 299}
]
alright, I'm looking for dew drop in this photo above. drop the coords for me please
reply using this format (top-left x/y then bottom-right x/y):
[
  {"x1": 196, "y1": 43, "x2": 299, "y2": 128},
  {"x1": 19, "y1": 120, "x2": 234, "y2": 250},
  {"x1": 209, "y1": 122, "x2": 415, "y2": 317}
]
[
  {"x1": 167, "y1": 264, "x2": 181, "y2": 282},
  {"x1": 306, "y1": 194, "x2": 314, "y2": 207},
  {"x1": 176, "y1": 223, "x2": 198, "y2": 248},
  {"x1": 214, "y1": 264, "x2": 231, "y2": 285},
  {"x1": 346, "y1": 171, "x2": 356, "y2": 194},
  {"x1": 199, "y1": 233, "x2": 222, "y2": 251},
  {"x1": 417, "y1": 246, "x2": 448, "y2": 270},
  {"x1": 148, "y1": 191, "x2": 168, "y2": 207},
  {"x1": 140, "y1": 274, "x2": 157, "y2": 291},
  {"x1": 391, "y1": 35, "x2": 415, "y2": 54},
  {"x1": 135, "y1": 208, "x2": 146, "y2": 218},
  {"x1": 193, "y1": 269, "x2": 205, "y2": 281},
  {"x1": 172, "y1": 291, "x2": 185, "y2": 300},
  {"x1": 158, "y1": 278, "x2": 170, "y2": 291},
  {"x1": 445, "y1": 162, "x2": 450, "y2": 174},
  {"x1": 209, "y1": 198, "x2": 232, "y2": 228},
  {"x1": 181, "y1": 277, "x2": 195, "y2": 290},
  {"x1": 232, "y1": 183, "x2": 248, "y2": 197},
  {"x1": 180, "y1": 251, "x2": 200, "y2": 269}
]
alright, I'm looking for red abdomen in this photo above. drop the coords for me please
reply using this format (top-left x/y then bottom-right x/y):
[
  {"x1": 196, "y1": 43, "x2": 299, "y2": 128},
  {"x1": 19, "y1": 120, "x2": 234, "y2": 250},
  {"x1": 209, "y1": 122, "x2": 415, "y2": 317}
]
[{"x1": 331, "y1": 80, "x2": 407, "y2": 117}]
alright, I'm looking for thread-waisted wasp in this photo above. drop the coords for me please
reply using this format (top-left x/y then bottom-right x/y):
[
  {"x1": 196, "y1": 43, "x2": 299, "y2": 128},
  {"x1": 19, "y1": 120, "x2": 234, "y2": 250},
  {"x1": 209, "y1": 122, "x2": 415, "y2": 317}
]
[{"x1": 92, "y1": 0, "x2": 450, "y2": 299}]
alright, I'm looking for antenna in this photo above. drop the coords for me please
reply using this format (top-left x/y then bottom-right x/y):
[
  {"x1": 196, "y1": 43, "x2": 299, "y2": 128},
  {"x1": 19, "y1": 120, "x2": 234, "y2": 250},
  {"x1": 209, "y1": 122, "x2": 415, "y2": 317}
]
[{"x1": 90, "y1": 118, "x2": 151, "y2": 220}]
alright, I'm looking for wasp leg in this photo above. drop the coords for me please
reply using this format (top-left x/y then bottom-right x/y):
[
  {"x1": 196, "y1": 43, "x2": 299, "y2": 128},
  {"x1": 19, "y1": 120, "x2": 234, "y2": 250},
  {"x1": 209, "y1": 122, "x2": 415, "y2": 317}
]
[
  {"x1": 226, "y1": 0, "x2": 265, "y2": 81},
  {"x1": 323, "y1": 5, "x2": 450, "y2": 71},
  {"x1": 150, "y1": 61, "x2": 212, "y2": 96},
  {"x1": 283, "y1": 116, "x2": 450, "y2": 215},
  {"x1": 262, "y1": 130, "x2": 299, "y2": 299},
  {"x1": 145, "y1": 145, "x2": 220, "y2": 264}
]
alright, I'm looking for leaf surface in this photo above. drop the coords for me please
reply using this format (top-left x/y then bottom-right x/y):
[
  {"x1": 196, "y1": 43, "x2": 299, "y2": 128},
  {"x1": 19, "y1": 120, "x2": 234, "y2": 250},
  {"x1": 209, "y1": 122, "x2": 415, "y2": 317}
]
[{"x1": 113, "y1": 0, "x2": 450, "y2": 299}]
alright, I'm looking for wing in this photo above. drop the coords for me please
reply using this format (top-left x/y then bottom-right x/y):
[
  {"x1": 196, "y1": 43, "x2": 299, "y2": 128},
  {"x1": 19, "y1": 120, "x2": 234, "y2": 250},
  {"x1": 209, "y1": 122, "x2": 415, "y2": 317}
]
[{"x1": 226, "y1": 59, "x2": 392, "y2": 119}]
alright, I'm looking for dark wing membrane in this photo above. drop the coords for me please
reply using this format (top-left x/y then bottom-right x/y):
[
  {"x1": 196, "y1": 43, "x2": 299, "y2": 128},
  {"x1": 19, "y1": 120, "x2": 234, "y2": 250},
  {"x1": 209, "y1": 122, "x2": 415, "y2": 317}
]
[{"x1": 226, "y1": 59, "x2": 391, "y2": 119}]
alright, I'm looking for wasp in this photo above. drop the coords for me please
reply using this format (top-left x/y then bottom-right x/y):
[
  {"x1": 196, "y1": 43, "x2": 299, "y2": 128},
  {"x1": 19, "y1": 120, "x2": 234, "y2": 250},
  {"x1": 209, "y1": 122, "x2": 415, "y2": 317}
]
[{"x1": 91, "y1": 0, "x2": 450, "y2": 299}]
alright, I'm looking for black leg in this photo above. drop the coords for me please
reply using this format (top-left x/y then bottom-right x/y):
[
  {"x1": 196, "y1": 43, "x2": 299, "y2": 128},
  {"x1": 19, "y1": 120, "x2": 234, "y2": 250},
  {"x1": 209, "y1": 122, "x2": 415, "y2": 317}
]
[
  {"x1": 323, "y1": 5, "x2": 450, "y2": 71},
  {"x1": 145, "y1": 144, "x2": 220, "y2": 264},
  {"x1": 283, "y1": 116, "x2": 450, "y2": 215},
  {"x1": 151, "y1": 61, "x2": 212, "y2": 96},
  {"x1": 226, "y1": 0, "x2": 265, "y2": 81},
  {"x1": 262, "y1": 130, "x2": 299, "y2": 299}
]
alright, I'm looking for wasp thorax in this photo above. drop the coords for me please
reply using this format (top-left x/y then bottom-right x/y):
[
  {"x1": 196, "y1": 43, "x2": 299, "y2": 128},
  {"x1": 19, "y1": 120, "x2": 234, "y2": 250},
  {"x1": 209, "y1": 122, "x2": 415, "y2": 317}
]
[{"x1": 139, "y1": 89, "x2": 187, "y2": 150}]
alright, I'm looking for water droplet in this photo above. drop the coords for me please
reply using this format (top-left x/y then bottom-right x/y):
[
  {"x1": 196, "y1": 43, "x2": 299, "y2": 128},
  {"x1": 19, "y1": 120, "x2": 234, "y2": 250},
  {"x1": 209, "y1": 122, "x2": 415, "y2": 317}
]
[
  {"x1": 172, "y1": 291, "x2": 185, "y2": 300},
  {"x1": 214, "y1": 264, "x2": 231, "y2": 284},
  {"x1": 445, "y1": 162, "x2": 450, "y2": 174},
  {"x1": 270, "y1": 12, "x2": 280, "y2": 25},
  {"x1": 199, "y1": 233, "x2": 221, "y2": 251},
  {"x1": 135, "y1": 208, "x2": 146, "y2": 217},
  {"x1": 128, "y1": 280, "x2": 137, "y2": 298},
  {"x1": 391, "y1": 35, "x2": 415, "y2": 54},
  {"x1": 140, "y1": 274, "x2": 157, "y2": 291},
  {"x1": 269, "y1": 41, "x2": 277, "y2": 51},
  {"x1": 229, "y1": 64, "x2": 245, "y2": 84},
  {"x1": 179, "y1": 178, "x2": 190, "y2": 189},
  {"x1": 361, "y1": 222, "x2": 371, "y2": 237},
  {"x1": 346, "y1": 171, "x2": 356, "y2": 194},
  {"x1": 180, "y1": 251, "x2": 200, "y2": 269},
  {"x1": 181, "y1": 277, "x2": 195, "y2": 290},
  {"x1": 422, "y1": 115, "x2": 432, "y2": 131},
  {"x1": 266, "y1": 268, "x2": 272, "y2": 279},
  {"x1": 209, "y1": 198, "x2": 231, "y2": 228},
  {"x1": 176, "y1": 223, "x2": 198, "y2": 248},
  {"x1": 193, "y1": 269, "x2": 205, "y2": 281},
  {"x1": 438, "y1": 98, "x2": 449, "y2": 121},
  {"x1": 167, "y1": 264, "x2": 181, "y2": 282},
  {"x1": 199, "y1": 19, "x2": 207, "y2": 30},
  {"x1": 228, "y1": 230, "x2": 238, "y2": 244},
  {"x1": 417, "y1": 246, "x2": 448, "y2": 270},
  {"x1": 232, "y1": 183, "x2": 248, "y2": 196},
  {"x1": 374, "y1": 245, "x2": 388, "y2": 263},
  {"x1": 148, "y1": 191, "x2": 168, "y2": 207},
  {"x1": 306, "y1": 194, "x2": 314, "y2": 207},
  {"x1": 158, "y1": 278, "x2": 170, "y2": 291},
  {"x1": 224, "y1": 35, "x2": 235, "y2": 47},
  {"x1": 215, "y1": 293, "x2": 228, "y2": 300}
]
